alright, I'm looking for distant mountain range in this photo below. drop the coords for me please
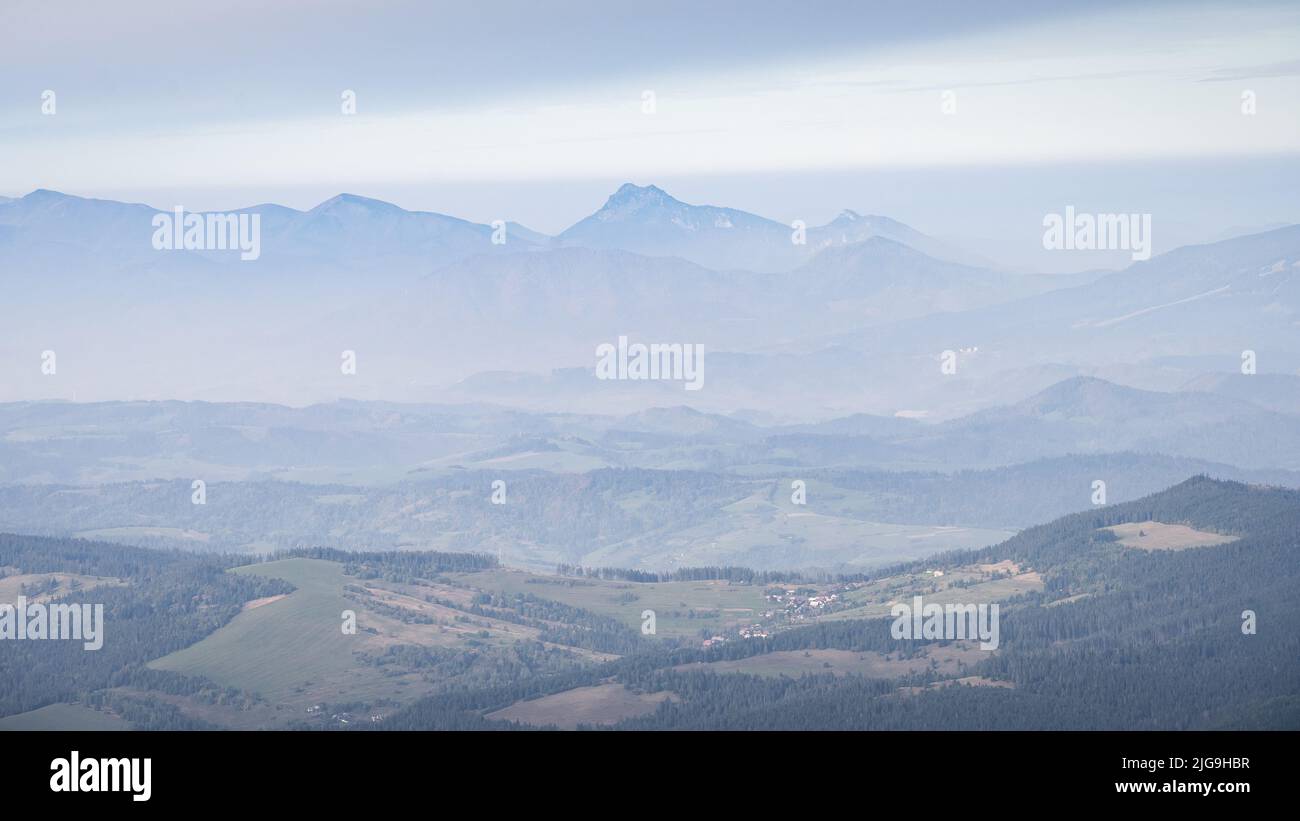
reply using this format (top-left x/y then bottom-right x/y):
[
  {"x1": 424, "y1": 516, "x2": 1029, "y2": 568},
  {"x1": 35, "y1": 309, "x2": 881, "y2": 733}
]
[
  {"x1": 0, "y1": 183, "x2": 982, "y2": 276},
  {"x1": 1, "y1": 186, "x2": 1295, "y2": 421},
  {"x1": 554, "y1": 183, "x2": 988, "y2": 270},
  {"x1": 0, "y1": 188, "x2": 544, "y2": 283},
  {"x1": 3, "y1": 374, "x2": 1299, "y2": 490}
]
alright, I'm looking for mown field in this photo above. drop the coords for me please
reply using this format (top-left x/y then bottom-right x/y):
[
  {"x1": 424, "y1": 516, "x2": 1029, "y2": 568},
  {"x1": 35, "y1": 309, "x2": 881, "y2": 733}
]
[
  {"x1": 1103, "y1": 520, "x2": 1238, "y2": 550},
  {"x1": 486, "y1": 683, "x2": 676, "y2": 728},
  {"x1": 0, "y1": 571, "x2": 125, "y2": 603},
  {"x1": 448, "y1": 568, "x2": 770, "y2": 639},
  {"x1": 148, "y1": 559, "x2": 392, "y2": 707}
]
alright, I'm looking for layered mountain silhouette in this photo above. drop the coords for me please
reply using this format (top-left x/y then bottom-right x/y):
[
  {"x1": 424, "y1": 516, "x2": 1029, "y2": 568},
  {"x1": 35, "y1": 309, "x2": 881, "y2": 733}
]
[
  {"x1": 1, "y1": 185, "x2": 1295, "y2": 421},
  {"x1": 555, "y1": 182, "x2": 984, "y2": 270}
]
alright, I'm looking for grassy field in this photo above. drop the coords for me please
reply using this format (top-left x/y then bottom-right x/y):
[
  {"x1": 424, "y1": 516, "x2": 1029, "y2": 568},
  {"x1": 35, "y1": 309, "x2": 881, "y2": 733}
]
[
  {"x1": 145, "y1": 558, "x2": 604, "y2": 720},
  {"x1": 826, "y1": 560, "x2": 1044, "y2": 621},
  {"x1": 1104, "y1": 521, "x2": 1238, "y2": 551},
  {"x1": 0, "y1": 702, "x2": 130, "y2": 731},
  {"x1": 898, "y1": 676, "x2": 1015, "y2": 695},
  {"x1": 486, "y1": 683, "x2": 675, "y2": 728},
  {"x1": 450, "y1": 568, "x2": 770, "y2": 640},
  {"x1": 148, "y1": 558, "x2": 388, "y2": 706},
  {"x1": 0, "y1": 571, "x2": 124, "y2": 603}
]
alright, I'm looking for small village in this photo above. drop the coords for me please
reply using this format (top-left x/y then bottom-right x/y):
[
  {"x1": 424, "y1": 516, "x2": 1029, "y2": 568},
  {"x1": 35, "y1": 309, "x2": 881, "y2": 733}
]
[{"x1": 701, "y1": 584, "x2": 859, "y2": 647}]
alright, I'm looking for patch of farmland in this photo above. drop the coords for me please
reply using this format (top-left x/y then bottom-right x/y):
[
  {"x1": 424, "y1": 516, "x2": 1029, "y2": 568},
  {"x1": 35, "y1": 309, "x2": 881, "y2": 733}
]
[
  {"x1": 448, "y1": 568, "x2": 767, "y2": 640},
  {"x1": 1103, "y1": 520, "x2": 1238, "y2": 551},
  {"x1": 0, "y1": 572, "x2": 125, "y2": 604},
  {"x1": 0, "y1": 702, "x2": 130, "y2": 731},
  {"x1": 486, "y1": 683, "x2": 676, "y2": 729}
]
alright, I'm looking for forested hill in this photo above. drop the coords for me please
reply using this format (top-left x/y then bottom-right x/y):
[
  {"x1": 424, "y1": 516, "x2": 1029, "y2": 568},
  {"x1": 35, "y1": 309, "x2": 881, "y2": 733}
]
[
  {"x1": 383, "y1": 476, "x2": 1300, "y2": 730},
  {"x1": 646, "y1": 477, "x2": 1300, "y2": 728},
  {"x1": 975, "y1": 476, "x2": 1300, "y2": 723},
  {"x1": 984, "y1": 474, "x2": 1300, "y2": 572}
]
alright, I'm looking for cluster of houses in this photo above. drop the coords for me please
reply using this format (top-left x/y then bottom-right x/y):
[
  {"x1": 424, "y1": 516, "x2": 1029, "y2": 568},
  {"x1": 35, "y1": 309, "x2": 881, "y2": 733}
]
[
  {"x1": 702, "y1": 623, "x2": 771, "y2": 648},
  {"x1": 304, "y1": 704, "x2": 380, "y2": 726},
  {"x1": 699, "y1": 584, "x2": 864, "y2": 648},
  {"x1": 764, "y1": 588, "x2": 843, "y2": 621}
]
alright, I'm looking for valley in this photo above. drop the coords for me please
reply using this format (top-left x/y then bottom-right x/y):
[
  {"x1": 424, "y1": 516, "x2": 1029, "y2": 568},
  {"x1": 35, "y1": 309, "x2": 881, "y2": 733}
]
[{"x1": 2, "y1": 476, "x2": 1294, "y2": 730}]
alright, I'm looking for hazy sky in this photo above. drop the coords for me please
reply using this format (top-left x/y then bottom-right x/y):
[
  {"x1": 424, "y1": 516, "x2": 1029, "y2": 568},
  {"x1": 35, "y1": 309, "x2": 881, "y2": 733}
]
[{"x1": 2, "y1": 0, "x2": 1298, "y2": 268}]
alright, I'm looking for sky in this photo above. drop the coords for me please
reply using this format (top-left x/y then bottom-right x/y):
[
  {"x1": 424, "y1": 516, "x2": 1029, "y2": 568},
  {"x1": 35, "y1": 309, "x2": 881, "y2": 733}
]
[{"x1": 2, "y1": 0, "x2": 1299, "y2": 270}]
